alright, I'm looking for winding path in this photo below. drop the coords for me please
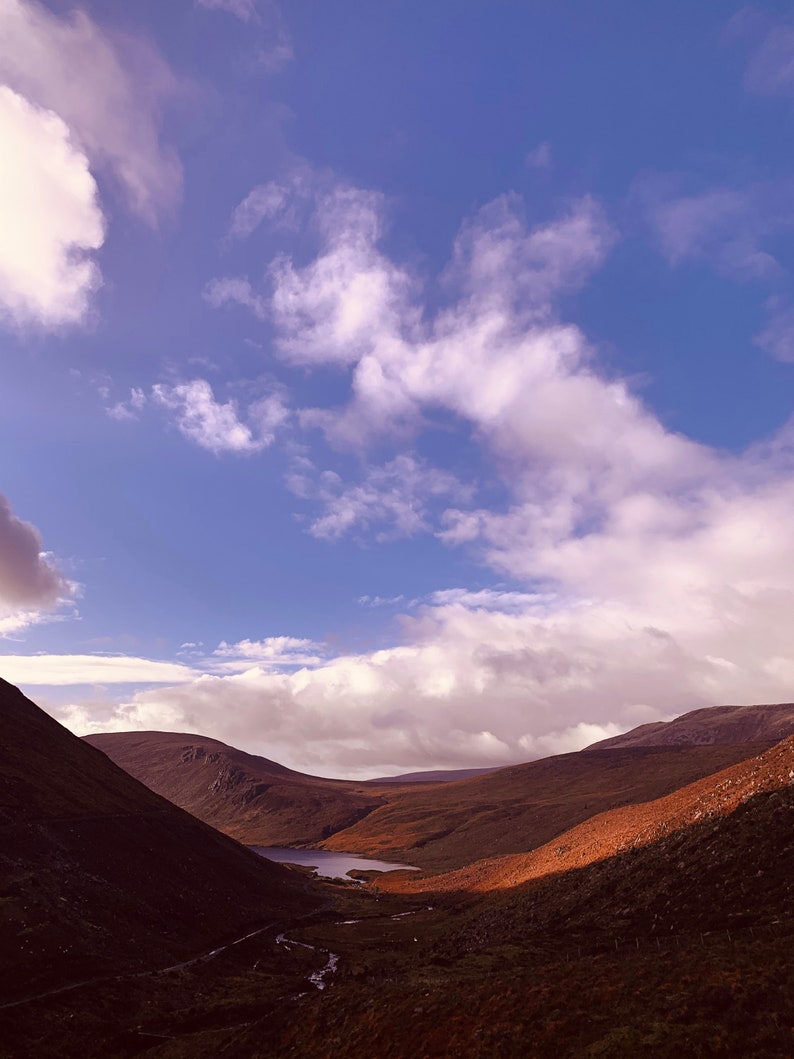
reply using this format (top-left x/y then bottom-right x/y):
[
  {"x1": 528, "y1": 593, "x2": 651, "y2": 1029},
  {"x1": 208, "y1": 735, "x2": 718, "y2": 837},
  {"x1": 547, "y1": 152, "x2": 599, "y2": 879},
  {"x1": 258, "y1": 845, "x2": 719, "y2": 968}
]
[
  {"x1": 1, "y1": 901, "x2": 432, "y2": 1012},
  {"x1": 0, "y1": 906, "x2": 331, "y2": 1013}
]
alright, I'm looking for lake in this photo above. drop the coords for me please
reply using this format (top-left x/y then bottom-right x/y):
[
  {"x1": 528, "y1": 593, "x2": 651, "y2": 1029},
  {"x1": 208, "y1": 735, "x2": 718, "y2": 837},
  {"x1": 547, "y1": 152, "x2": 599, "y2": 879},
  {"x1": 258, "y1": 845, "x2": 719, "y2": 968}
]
[{"x1": 251, "y1": 846, "x2": 420, "y2": 880}]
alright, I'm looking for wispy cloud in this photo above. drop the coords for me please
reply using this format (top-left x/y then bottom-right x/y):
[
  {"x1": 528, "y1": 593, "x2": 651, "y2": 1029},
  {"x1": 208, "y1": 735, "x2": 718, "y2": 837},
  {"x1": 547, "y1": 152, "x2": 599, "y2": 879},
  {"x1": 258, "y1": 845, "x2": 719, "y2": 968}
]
[
  {"x1": 195, "y1": 0, "x2": 292, "y2": 72},
  {"x1": 203, "y1": 276, "x2": 268, "y2": 319},
  {"x1": 196, "y1": 0, "x2": 258, "y2": 21},
  {"x1": 225, "y1": 168, "x2": 319, "y2": 242},
  {"x1": 152, "y1": 378, "x2": 288, "y2": 454},
  {"x1": 105, "y1": 387, "x2": 147, "y2": 422},
  {"x1": 287, "y1": 454, "x2": 470, "y2": 541},
  {"x1": 728, "y1": 9, "x2": 794, "y2": 100},
  {"x1": 756, "y1": 298, "x2": 794, "y2": 363},
  {"x1": 642, "y1": 178, "x2": 791, "y2": 279},
  {"x1": 525, "y1": 142, "x2": 552, "y2": 170},
  {"x1": 357, "y1": 594, "x2": 407, "y2": 608},
  {"x1": 641, "y1": 174, "x2": 794, "y2": 363},
  {"x1": 428, "y1": 588, "x2": 552, "y2": 612},
  {"x1": 1, "y1": 653, "x2": 200, "y2": 686},
  {"x1": 210, "y1": 636, "x2": 325, "y2": 672}
]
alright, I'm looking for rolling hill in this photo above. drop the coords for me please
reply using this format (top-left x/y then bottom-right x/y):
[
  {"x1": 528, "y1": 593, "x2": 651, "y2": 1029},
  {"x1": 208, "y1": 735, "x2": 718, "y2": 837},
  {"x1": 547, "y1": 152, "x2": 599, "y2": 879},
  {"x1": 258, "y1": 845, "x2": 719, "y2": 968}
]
[
  {"x1": 365, "y1": 766, "x2": 501, "y2": 783},
  {"x1": 0, "y1": 679, "x2": 317, "y2": 1003},
  {"x1": 85, "y1": 730, "x2": 387, "y2": 846},
  {"x1": 319, "y1": 742, "x2": 775, "y2": 869},
  {"x1": 88, "y1": 728, "x2": 774, "y2": 872},
  {"x1": 384, "y1": 733, "x2": 794, "y2": 894},
  {"x1": 586, "y1": 700, "x2": 794, "y2": 750}
]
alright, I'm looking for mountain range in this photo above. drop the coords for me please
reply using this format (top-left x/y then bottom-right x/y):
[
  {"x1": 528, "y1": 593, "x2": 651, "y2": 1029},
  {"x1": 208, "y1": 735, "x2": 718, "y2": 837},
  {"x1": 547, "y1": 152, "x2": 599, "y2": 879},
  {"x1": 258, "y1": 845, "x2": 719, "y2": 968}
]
[{"x1": 85, "y1": 696, "x2": 794, "y2": 871}]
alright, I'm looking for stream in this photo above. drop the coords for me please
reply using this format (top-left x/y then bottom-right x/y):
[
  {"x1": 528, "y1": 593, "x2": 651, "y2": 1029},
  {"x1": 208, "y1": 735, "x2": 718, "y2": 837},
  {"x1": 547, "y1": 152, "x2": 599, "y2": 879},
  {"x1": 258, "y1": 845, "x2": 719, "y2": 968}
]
[
  {"x1": 276, "y1": 906, "x2": 432, "y2": 992},
  {"x1": 276, "y1": 932, "x2": 338, "y2": 991}
]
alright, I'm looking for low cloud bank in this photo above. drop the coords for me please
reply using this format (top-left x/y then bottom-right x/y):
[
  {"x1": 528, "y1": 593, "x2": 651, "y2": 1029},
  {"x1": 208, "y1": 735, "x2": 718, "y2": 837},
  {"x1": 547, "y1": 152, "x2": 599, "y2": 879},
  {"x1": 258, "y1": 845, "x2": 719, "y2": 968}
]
[{"x1": 58, "y1": 578, "x2": 794, "y2": 777}]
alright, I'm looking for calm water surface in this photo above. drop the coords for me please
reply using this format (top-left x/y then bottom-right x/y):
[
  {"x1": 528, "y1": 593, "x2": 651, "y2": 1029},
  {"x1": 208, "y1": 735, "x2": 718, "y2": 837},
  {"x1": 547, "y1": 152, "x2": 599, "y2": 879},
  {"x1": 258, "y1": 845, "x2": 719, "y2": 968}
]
[{"x1": 252, "y1": 846, "x2": 419, "y2": 880}]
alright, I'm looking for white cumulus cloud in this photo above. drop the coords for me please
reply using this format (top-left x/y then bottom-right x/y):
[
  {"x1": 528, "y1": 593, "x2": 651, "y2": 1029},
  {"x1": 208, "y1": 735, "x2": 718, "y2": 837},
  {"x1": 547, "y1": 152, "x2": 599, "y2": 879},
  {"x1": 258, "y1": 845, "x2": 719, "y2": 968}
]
[
  {"x1": 0, "y1": 86, "x2": 104, "y2": 328},
  {"x1": 0, "y1": 0, "x2": 183, "y2": 224}
]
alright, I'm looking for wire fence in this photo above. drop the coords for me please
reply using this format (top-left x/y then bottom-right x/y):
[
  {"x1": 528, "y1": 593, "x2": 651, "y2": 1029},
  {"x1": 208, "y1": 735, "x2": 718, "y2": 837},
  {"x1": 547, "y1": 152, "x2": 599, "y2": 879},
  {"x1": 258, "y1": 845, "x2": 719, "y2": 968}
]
[{"x1": 558, "y1": 918, "x2": 792, "y2": 963}]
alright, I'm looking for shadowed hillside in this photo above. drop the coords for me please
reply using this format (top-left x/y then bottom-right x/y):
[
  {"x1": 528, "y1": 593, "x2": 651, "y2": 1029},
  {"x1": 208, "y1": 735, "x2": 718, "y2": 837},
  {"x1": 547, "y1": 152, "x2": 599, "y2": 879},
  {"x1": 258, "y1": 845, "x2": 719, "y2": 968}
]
[
  {"x1": 365, "y1": 766, "x2": 501, "y2": 783},
  {"x1": 587, "y1": 700, "x2": 794, "y2": 750},
  {"x1": 0, "y1": 680, "x2": 317, "y2": 1003}
]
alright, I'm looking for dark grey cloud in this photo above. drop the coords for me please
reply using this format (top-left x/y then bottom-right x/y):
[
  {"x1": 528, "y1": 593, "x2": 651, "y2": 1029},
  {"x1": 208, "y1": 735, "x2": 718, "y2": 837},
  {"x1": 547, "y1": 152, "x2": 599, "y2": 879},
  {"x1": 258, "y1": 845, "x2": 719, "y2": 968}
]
[{"x1": 0, "y1": 494, "x2": 67, "y2": 607}]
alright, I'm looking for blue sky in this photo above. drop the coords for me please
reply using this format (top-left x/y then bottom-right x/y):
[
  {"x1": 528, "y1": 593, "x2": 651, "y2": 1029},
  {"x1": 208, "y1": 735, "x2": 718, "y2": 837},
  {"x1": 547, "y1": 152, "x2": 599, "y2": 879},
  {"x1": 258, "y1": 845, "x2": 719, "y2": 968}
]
[{"x1": 3, "y1": 0, "x2": 794, "y2": 777}]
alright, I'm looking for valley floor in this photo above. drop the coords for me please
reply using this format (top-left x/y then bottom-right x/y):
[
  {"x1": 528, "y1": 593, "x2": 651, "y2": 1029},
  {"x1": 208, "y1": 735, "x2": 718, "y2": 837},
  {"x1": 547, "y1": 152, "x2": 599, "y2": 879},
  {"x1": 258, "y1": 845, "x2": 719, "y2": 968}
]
[{"x1": 2, "y1": 867, "x2": 792, "y2": 1059}]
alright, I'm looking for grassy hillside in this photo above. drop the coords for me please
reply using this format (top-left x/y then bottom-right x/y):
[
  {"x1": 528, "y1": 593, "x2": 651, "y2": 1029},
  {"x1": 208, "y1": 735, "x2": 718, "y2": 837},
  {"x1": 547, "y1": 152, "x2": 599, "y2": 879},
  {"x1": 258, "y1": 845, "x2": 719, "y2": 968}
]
[
  {"x1": 88, "y1": 730, "x2": 773, "y2": 872},
  {"x1": 86, "y1": 730, "x2": 386, "y2": 846},
  {"x1": 379, "y1": 734, "x2": 794, "y2": 894},
  {"x1": 234, "y1": 737, "x2": 794, "y2": 1057},
  {"x1": 320, "y1": 742, "x2": 773, "y2": 869}
]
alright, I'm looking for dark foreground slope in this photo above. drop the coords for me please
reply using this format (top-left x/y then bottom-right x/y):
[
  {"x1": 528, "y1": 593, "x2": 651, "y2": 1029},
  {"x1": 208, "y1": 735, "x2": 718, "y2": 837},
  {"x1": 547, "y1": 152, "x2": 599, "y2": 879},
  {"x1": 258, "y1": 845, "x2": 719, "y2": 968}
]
[
  {"x1": 85, "y1": 730, "x2": 385, "y2": 846},
  {"x1": 587, "y1": 700, "x2": 794, "y2": 750},
  {"x1": 0, "y1": 680, "x2": 317, "y2": 1003}
]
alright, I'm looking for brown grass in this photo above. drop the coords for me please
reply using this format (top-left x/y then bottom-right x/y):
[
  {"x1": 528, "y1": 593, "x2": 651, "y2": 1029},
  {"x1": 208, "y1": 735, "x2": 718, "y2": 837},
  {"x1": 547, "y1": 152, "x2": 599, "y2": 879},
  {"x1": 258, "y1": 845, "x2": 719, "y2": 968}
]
[{"x1": 378, "y1": 735, "x2": 794, "y2": 894}]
